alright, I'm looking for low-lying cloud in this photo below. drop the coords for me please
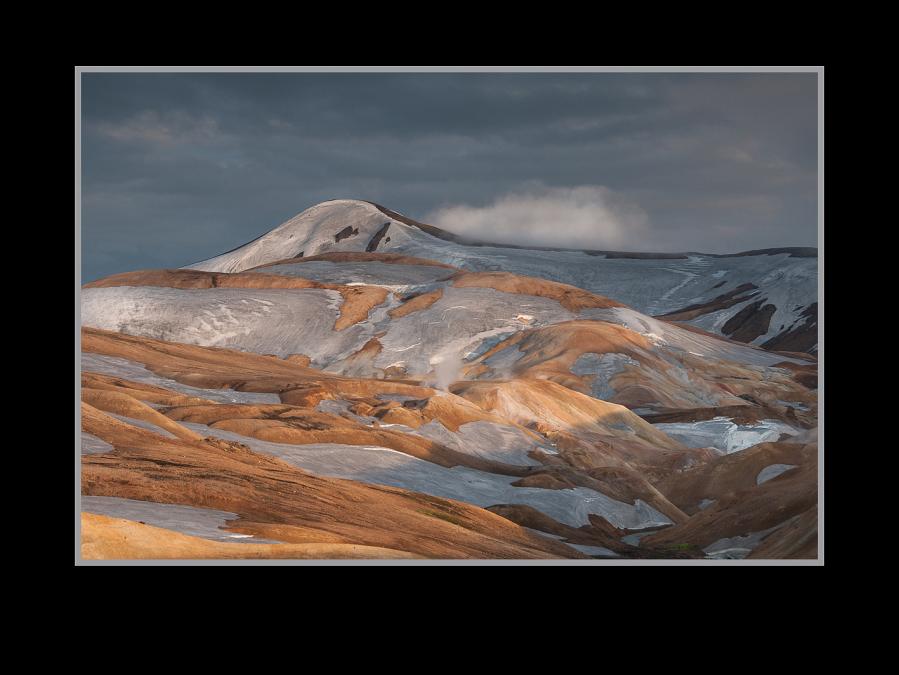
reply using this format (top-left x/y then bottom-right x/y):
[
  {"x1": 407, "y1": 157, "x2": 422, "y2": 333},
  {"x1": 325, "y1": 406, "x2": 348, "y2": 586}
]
[{"x1": 426, "y1": 185, "x2": 650, "y2": 250}]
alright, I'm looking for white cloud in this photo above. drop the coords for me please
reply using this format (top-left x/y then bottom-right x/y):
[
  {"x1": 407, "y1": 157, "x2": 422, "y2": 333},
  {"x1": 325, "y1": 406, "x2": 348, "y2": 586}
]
[{"x1": 426, "y1": 184, "x2": 649, "y2": 250}]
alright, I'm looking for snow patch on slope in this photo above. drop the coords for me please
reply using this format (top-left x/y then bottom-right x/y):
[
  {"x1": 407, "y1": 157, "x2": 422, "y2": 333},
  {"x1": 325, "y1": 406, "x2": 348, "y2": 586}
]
[
  {"x1": 181, "y1": 422, "x2": 672, "y2": 530},
  {"x1": 756, "y1": 463, "x2": 798, "y2": 485},
  {"x1": 81, "y1": 287, "x2": 377, "y2": 367},
  {"x1": 652, "y1": 417, "x2": 798, "y2": 454},
  {"x1": 81, "y1": 496, "x2": 280, "y2": 544}
]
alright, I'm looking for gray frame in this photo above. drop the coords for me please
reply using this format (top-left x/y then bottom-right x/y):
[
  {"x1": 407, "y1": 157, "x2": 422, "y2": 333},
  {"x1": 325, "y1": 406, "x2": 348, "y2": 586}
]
[{"x1": 75, "y1": 65, "x2": 824, "y2": 566}]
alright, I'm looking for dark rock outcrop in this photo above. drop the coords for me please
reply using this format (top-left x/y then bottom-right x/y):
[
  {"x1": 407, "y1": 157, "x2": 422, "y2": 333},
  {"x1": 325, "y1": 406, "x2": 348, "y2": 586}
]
[
  {"x1": 722, "y1": 300, "x2": 777, "y2": 343},
  {"x1": 334, "y1": 226, "x2": 359, "y2": 242},
  {"x1": 366, "y1": 222, "x2": 391, "y2": 252}
]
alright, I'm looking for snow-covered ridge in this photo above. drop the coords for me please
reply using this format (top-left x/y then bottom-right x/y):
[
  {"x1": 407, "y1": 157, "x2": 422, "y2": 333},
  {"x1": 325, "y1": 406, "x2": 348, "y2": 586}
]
[{"x1": 183, "y1": 199, "x2": 817, "y2": 350}]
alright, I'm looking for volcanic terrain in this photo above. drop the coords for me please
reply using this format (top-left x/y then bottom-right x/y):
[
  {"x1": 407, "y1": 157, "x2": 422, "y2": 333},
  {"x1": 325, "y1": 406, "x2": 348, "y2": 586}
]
[{"x1": 79, "y1": 199, "x2": 819, "y2": 560}]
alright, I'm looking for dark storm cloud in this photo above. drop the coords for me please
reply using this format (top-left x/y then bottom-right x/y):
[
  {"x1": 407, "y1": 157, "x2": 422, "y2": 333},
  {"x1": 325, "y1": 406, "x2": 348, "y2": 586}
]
[{"x1": 80, "y1": 72, "x2": 818, "y2": 281}]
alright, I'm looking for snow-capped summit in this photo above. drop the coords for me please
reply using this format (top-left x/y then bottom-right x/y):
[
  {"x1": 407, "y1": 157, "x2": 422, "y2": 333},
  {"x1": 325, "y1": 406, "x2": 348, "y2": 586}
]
[{"x1": 186, "y1": 200, "x2": 415, "y2": 273}]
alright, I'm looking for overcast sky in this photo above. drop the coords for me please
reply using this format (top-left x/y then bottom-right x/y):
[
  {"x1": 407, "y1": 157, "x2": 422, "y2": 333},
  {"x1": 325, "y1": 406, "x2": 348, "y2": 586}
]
[{"x1": 80, "y1": 72, "x2": 818, "y2": 281}]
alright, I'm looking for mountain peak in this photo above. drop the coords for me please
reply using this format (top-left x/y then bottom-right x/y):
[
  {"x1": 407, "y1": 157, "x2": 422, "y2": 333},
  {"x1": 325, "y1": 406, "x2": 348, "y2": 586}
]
[{"x1": 186, "y1": 199, "x2": 414, "y2": 274}]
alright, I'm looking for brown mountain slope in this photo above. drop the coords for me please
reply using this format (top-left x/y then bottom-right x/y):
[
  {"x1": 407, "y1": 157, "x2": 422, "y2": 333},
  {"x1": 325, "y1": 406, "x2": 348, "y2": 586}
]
[
  {"x1": 81, "y1": 403, "x2": 585, "y2": 560},
  {"x1": 452, "y1": 271, "x2": 625, "y2": 312},
  {"x1": 640, "y1": 456, "x2": 817, "y2": 554},
  {"x1": 747, "y1": 506, "x2": 818, "y2": 559},
  {"x1": 653, "y1": 441, "x2": 815, "y2": 514},
  {"x1": 467, "y1": 320, "x2": 815, "y2": 415},
  {"x1": 82, "y1": 513, "x2": 424, "y2": 560}
]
